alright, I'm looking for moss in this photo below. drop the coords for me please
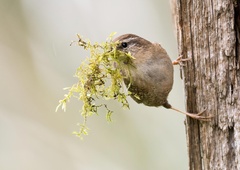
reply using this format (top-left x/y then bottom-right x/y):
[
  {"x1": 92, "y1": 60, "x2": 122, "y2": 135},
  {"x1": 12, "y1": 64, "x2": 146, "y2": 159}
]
[{"x1": 56, "y1": 33, "x2": 134, "y2": 138}]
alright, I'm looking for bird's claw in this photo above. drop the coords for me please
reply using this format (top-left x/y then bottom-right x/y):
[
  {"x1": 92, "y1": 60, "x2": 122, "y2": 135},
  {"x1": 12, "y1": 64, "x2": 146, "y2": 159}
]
[
  {"x1": 170, "y1": 107, "x2": 213, "y2": 121},
  {"x1": 187, "y1": 110, "x2": 214, "y2": 121},
  {"x1": 172, "y1": 55, "x2": 191, "y2": 66}
]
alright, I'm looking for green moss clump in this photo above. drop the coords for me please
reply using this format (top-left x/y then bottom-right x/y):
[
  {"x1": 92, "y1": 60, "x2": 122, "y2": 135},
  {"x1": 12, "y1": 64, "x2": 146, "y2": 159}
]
[{"x1": 56, "y1": 33, "x2": 134, "y2": 138}]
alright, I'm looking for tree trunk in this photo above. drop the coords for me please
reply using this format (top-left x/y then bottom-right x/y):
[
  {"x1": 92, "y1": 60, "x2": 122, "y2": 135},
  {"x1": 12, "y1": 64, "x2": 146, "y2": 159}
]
[{"x1": 174, "y1": 0, "x2": 240, "y2": 169}]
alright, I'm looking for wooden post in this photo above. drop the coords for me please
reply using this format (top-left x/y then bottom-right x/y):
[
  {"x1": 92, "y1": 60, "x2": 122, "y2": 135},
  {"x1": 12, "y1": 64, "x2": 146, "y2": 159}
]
[{"x1": 174, "y1": 0, "x2": 240, "y2": 169}]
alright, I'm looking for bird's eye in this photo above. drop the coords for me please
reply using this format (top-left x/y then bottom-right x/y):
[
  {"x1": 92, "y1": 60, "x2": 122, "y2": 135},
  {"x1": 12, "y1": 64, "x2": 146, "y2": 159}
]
[{"x1": 121, "y1": 42, "x2": 128, "y2": 48}]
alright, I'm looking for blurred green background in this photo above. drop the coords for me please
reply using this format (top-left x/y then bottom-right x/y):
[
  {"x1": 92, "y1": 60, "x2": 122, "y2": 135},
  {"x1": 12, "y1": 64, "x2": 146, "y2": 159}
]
[{"x1": 0, "y1": 0, "x2": 188, "y2": 169}]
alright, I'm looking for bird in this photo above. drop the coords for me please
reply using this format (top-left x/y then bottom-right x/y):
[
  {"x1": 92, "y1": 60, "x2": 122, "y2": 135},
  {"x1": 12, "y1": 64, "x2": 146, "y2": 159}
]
[{"x1": 113, "y1": 34, "x2": 212, "y2": 121}]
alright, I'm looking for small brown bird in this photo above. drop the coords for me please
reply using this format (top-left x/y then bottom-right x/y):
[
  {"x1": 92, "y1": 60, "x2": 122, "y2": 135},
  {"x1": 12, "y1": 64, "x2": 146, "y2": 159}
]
[{"x1": 114, "y1": 34, "x2": 211, "y2": 120}]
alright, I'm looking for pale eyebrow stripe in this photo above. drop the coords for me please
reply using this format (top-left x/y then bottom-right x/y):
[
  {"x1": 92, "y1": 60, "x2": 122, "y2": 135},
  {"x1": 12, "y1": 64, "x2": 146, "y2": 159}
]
[{"x1": 125, "y1": 37, "x2": 138, "y2": 42}]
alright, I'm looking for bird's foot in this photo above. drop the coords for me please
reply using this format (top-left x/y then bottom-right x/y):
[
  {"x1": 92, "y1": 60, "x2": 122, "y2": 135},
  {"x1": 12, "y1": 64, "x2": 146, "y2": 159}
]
[
  {"x1": 185, "y1": 110, "x2": 214, "y2": 121},
  {"x1": 170, "y1": 107, "x2": 214, "y2": 121},
  {"x1": 172, "y1": 55, "x2": 191, "y2": 66}
]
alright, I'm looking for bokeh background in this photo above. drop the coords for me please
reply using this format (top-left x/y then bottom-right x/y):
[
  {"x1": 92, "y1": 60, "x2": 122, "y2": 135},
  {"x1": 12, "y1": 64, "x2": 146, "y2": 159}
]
[{"x1": 0, "y1": 0, "x2": 188, "y2": 169}]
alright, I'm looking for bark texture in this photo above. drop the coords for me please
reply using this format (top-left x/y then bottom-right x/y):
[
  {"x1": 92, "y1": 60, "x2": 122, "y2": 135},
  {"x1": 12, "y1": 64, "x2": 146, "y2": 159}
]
[{"x1": 174, "y1": 0, "x2": 240, "y2": 169}]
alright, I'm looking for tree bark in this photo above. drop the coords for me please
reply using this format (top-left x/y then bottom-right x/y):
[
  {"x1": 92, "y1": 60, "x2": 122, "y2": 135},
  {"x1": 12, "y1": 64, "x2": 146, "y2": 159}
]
[{"x1": 174, "y1": 0, "x2": 240, "y2": 169}]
